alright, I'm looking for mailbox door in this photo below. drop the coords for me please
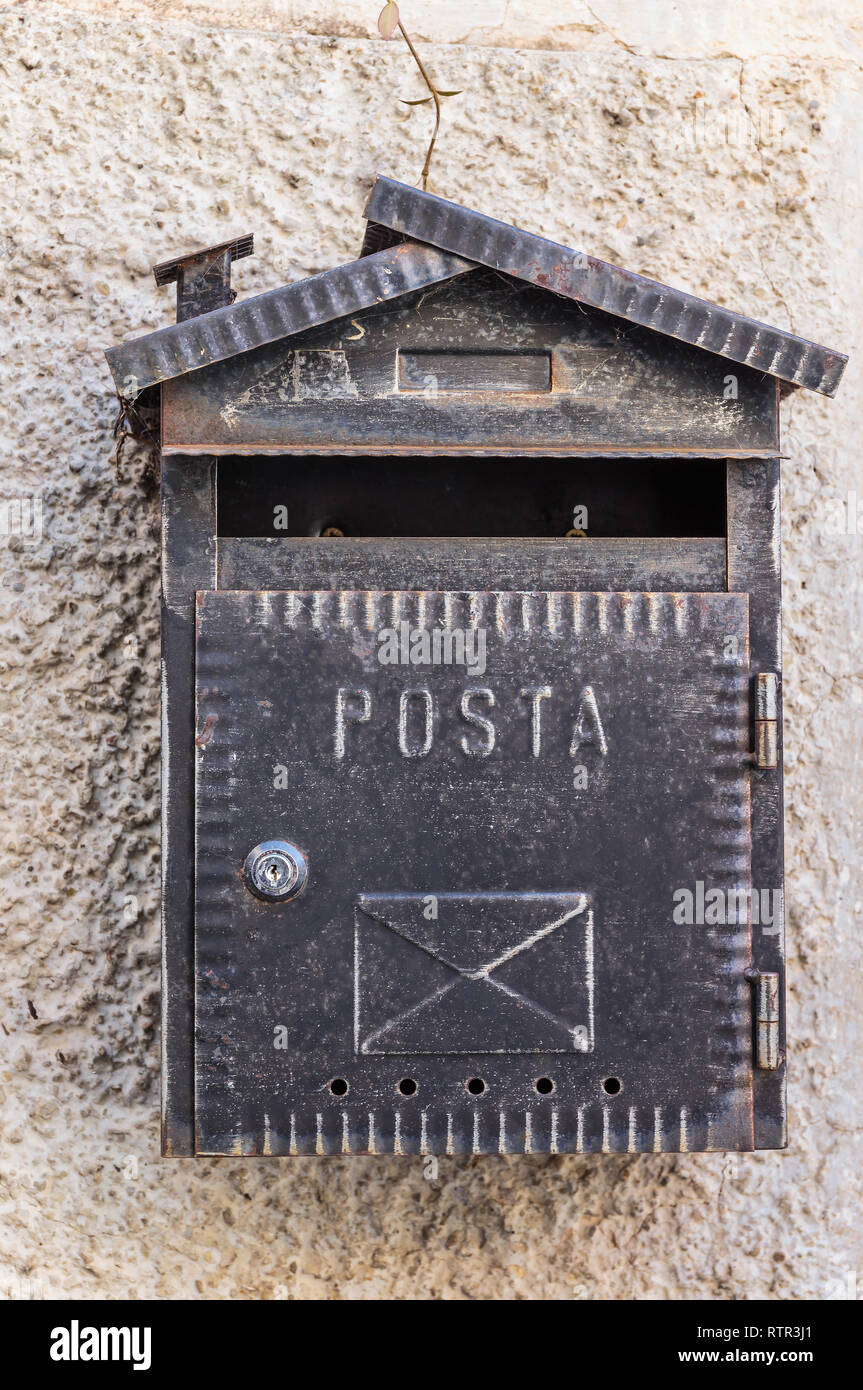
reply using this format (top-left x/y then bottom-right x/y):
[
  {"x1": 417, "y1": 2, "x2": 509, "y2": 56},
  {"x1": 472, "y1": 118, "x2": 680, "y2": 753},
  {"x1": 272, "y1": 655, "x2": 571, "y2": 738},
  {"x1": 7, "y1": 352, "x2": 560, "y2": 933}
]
[{"x1": 193, "y1": 587, "x2": 753, "y2": 1155}]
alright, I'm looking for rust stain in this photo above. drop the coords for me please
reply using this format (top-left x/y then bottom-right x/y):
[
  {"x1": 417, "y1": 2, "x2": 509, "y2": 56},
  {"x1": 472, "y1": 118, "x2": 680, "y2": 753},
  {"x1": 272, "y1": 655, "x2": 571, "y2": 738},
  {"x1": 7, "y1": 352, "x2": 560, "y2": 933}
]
[{"x1": 195, "y1": 713, "x2": 218, "y2": 747}]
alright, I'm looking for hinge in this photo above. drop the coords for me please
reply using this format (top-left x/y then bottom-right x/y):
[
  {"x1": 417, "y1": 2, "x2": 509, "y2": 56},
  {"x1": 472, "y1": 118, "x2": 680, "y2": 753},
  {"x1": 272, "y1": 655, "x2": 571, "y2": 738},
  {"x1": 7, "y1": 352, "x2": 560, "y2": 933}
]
[
  {"x1": 753, "y1": 671, "x2": 778, "y2": 769},
  {"x1": 746, "y1": 968, "x2": 781, "y2": 1069}
]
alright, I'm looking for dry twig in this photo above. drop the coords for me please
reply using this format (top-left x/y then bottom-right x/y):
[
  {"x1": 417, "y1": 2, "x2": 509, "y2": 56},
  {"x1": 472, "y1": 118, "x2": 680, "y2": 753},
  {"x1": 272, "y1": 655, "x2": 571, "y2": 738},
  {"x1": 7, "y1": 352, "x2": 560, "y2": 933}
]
[{"x1": 377, "y1": 2, "x2": 461, "y2": 191}]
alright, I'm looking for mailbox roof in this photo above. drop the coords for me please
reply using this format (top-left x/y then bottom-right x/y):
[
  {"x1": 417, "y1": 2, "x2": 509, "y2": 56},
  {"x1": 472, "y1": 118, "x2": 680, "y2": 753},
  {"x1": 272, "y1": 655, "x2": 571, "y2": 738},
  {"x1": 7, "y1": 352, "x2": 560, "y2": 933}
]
[
  {"x1": 105, "y1": 175, "x2": 847, "y2": 399},
  {"x1": 365, "y1": 178, "x2": 847, "y2": 398}
]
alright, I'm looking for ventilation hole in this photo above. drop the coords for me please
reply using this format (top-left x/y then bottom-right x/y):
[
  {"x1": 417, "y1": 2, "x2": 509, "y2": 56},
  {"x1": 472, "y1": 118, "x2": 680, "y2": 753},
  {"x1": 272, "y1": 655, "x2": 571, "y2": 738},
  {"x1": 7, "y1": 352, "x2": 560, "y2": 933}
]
[
  {"x1": 329, "y1": 1077, "x2": 348, "y2": 1096},
  {"x1": 466, "y1": 1077, "x2": 486, "y2": 1095},
  {"x1": 602, "y1": 1076, "x2": 621, "y2": 1095},
  {"x1": 398, "y1": 1077, "x2": 417, "y2": 1096},
  {"x1": 535, "y1": 1077, "x2": 555, "y2": 1095}
]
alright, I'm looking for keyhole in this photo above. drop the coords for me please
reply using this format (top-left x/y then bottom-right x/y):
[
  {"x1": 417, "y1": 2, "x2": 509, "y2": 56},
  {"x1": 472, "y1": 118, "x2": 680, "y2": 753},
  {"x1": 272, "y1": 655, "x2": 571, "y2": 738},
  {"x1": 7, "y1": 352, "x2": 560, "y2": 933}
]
[{"x1": 243, "y1": 840, "x2": 308, "y2": 903}]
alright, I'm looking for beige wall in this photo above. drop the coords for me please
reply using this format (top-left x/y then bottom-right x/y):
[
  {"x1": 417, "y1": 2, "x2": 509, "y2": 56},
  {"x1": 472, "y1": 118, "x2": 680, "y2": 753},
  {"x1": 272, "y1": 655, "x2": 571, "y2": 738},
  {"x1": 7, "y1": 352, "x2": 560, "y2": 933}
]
[
  {"x1": 18, "y1": 0, "x2": 863, "y2": 58},
  {"x1": 0, "y1": 0, "x2": 860, "y2": 1300}
]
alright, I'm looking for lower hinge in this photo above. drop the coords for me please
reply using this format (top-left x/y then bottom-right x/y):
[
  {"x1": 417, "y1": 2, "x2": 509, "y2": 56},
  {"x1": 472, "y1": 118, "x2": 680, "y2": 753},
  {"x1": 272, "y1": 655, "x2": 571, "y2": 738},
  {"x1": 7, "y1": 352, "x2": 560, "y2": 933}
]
[{"x1": 746, "y1": 968, "x2": 782, "y2": 1070}]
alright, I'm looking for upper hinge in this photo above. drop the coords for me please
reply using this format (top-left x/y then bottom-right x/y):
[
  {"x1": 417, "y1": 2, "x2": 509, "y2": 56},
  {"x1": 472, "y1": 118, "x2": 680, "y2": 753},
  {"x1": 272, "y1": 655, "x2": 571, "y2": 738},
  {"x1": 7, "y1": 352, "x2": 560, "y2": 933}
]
[{"x1": 753, "y1": 671, "x2": 778, "y2": 769}]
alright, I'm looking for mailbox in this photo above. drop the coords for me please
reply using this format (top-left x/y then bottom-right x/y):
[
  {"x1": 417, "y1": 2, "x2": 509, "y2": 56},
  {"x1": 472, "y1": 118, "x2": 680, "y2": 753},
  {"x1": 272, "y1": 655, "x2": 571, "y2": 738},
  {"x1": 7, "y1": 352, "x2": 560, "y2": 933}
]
[{"x1": 106, "y1": 177, "x2": 847, "y2": 1157}]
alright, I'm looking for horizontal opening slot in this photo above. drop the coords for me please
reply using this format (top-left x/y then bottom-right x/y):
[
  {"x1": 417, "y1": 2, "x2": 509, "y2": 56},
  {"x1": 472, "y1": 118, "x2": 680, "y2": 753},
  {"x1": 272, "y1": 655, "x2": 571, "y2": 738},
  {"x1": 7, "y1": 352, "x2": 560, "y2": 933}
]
[{"x1": 217, "y1": 456, "x2": 726, "y2": 539}]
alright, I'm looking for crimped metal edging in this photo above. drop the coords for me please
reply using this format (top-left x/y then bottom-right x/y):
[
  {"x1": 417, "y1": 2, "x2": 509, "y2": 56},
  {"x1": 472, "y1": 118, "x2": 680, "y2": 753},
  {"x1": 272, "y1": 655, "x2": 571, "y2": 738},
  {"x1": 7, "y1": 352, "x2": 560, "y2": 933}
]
[
  {"x1": 364, "y1": 176, "x2": 848, "y2": 396},
  {"x1": 105, "y1": 241, "x2": 473, "y2": 396}
]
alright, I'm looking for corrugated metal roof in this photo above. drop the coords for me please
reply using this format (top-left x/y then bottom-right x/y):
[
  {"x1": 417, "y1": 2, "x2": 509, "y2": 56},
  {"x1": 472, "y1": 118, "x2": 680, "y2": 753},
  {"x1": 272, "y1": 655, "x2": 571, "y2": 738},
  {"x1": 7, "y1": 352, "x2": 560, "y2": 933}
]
[
  {"x1": 365, "y1": 176, "x2": 848, "y2": 397},
  {"x1": 105, "y1": 241, "x2": 472, "y2": 396},
  {"x1": 105, "y1": 176, "x2": 847, "y2": 399}
]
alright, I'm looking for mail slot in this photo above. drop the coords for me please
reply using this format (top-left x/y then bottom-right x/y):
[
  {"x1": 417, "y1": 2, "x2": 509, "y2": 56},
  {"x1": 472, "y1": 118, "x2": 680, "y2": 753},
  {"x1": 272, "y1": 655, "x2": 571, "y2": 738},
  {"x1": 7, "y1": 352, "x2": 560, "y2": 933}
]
[{"x1": 105, "y1": 178, "x2": 847, "y2": 1157}]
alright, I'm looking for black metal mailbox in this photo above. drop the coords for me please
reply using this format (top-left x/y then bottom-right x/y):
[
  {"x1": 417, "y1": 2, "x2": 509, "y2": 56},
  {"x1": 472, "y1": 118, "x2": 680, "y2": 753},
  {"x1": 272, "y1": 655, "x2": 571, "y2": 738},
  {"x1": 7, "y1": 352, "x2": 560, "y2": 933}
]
[{"x1": 106, "y1": 178, "x2": 847, "y2": 1157}]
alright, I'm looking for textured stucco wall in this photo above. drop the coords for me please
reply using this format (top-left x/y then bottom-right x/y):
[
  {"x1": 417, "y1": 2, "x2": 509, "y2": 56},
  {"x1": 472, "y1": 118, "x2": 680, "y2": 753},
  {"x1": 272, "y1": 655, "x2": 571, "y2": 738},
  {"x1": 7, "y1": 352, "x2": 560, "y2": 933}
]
[{"x1": 0, "y1": 1, "x2": 860, "y2": 1300}]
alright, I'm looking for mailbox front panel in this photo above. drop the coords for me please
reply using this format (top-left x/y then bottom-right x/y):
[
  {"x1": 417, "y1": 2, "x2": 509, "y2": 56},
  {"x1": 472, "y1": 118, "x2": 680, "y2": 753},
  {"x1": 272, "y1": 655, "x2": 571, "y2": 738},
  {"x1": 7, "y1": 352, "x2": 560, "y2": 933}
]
[
  {"x1": 193, "y1": 587, "x2": 754, "y2": 1155},
  {"x1": 161, "y1": 270, "x2": 780, "y2": 458}
]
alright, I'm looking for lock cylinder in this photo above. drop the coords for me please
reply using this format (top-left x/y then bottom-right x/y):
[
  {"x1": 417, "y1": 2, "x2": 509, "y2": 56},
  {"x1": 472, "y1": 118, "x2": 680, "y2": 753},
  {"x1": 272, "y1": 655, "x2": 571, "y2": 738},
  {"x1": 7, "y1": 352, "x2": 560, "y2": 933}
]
[{"x1": 243, "y1": 840, "x2": 308, "y2": 903}]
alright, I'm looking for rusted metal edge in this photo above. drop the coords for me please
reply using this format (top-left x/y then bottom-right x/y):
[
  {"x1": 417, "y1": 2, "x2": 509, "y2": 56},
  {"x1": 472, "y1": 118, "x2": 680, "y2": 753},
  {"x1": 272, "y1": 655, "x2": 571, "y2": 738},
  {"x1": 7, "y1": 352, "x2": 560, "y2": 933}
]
[
  {"x1": 364, "y1": 176, "x2": 848, "y2": 397},
  {"x1": 106, "y1": 241, "x2": 473, "y2": 396},
  {"x1": 160, "y1": 443, "x2": 780, "y2": 459}
]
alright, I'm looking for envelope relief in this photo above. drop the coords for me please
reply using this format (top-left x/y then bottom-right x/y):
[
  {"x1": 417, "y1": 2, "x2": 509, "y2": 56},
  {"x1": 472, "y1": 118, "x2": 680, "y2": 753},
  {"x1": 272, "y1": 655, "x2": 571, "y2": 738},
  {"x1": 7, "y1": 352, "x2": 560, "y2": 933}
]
[{"x1": 354, "y1": 892, "x2": 594, "y2": 1056}]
